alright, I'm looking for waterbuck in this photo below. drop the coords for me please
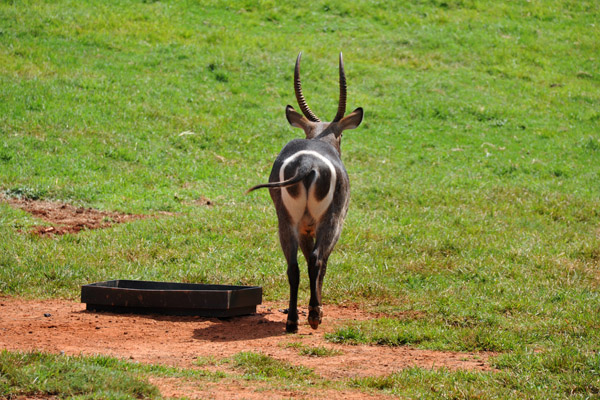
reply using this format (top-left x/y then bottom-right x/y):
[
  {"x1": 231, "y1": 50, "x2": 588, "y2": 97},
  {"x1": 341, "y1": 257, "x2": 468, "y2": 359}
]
[{"x1": 247, "y1": 52, "x2": 363, "y2": 333}]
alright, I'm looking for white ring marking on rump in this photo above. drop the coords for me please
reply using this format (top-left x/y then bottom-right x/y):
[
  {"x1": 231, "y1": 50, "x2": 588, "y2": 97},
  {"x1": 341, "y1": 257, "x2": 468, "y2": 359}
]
[{"x1": 279, "y1": 150, "x2": 337, "y2": 225}]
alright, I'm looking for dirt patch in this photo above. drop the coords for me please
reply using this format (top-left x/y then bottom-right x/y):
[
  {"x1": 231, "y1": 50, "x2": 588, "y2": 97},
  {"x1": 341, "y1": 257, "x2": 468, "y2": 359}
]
[
  {"x1": 2, "y1": 195, "x2": 147, "y2": 236},
  {"x1": 0, "y1": 297, "x2": 495, "y2": 399}
]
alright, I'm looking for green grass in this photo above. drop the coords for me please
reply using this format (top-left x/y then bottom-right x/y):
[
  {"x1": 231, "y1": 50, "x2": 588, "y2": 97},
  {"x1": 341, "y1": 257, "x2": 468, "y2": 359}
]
[
  {"x1": 283, "y1": 342, "x2": 343, "y2": 357},
  {"x1": 5, "y1": 349, "x2": 597, "y2": 399},
  {"x1": 1, "y1": 0, "x2": 600, "y2": 398},
  {"x1": 229, "y1": 351, "x2": 316, "y2": 383},
  {"x1": 350, "y1": 350, "x2": 600, "y2": 399},
  {"x1": 0, "y1": 350, "x2": 159, "y2": 399},
  {"x1": 0, "y1": 350, "x2": 226, "y2": 399}
]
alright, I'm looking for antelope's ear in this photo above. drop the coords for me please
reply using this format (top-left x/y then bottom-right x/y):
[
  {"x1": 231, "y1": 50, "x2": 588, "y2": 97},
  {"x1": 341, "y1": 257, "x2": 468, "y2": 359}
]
[
  {"x1": 286, "y1": 105, "x2": 313, "y2": 131},
  {"x1": 338, "y1": 107, "x2": 363, "y2": 131}
]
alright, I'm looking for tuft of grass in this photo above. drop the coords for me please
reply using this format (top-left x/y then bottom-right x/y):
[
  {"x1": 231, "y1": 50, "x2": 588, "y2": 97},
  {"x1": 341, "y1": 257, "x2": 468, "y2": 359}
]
[
  {"x1": 194, "y1": 355, "x2": 220, "y2": 367},
  {"x1": 283, "y1": 342, "x2": 343, "y2": 357},
  {"x1": 229, "y1": 351, "x2": 316, "y2": 383}
]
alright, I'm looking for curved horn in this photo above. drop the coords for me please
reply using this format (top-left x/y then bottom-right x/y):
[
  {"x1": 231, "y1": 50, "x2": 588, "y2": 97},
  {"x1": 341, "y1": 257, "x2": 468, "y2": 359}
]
[
  {"x1": 294, "y1": 52, "x2": 320, "y2": 122},
  {"x1": 332, "y1": 52, "x2": 347, "y2": 122}
]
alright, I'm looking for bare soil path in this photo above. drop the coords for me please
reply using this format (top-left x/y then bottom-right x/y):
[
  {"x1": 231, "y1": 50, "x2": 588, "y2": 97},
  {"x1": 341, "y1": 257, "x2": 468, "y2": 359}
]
[{"x1": 1, "y1": 296, "x2": 494, "y2": 399}]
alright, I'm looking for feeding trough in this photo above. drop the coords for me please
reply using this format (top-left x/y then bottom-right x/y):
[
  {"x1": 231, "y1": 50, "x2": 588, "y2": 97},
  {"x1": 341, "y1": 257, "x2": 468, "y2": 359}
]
[{"x1": 81, "y1": 280, "x2": 262, "y2": 317}]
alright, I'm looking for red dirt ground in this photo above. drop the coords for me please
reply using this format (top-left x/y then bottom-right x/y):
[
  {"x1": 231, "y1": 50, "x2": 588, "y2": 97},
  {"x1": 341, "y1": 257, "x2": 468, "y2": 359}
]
[
  {"x1": 2, "y1": 195, "x2": 147, "y2": 236},
  {"x1": 0, "y1": 297, "x2": 495, "y2": 399}
]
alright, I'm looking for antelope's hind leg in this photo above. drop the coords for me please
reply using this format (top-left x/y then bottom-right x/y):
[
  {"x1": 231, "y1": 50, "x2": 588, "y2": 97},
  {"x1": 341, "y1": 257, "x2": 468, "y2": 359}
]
[
  {"x1": 307, "y1": 250, "x2": 328, "y2": 329},
  {"x1": 306, "y1": 214, "x2": 344, "y2": 329},
  {"x1": 279, "y1": 221, "x2": 300, "y2": 333},
  {"x1": 299, "y1": 233, "x2": 321, "y2": 329}
]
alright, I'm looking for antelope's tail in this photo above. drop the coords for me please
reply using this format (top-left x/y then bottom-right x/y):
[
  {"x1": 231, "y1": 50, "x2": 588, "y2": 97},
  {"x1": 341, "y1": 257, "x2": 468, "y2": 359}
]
[{"x1": 245, "y1": 169, "x2": 312, "y2": 194}]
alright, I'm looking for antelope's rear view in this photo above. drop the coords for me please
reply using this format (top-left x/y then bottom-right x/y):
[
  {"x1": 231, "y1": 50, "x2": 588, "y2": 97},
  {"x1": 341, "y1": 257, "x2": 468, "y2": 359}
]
[{"x1": 248, "y1": 52, "x2": 363, "y2": 333}]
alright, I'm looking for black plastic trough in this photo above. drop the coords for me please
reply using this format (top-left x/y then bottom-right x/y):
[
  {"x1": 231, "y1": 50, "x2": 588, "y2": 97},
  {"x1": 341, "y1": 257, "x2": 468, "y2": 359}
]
[{"x1": 81, "y1": 280, "x2": 262, "y2": 317}]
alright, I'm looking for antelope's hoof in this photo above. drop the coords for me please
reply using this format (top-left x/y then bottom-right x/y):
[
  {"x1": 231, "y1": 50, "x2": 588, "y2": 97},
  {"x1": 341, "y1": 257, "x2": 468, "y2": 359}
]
[
  {"x1": 307, "y1": 306, "x2": 323, "y2": 330},
  {"x1": 286, "y1": 319, "x2": 298, "y2": 334}
]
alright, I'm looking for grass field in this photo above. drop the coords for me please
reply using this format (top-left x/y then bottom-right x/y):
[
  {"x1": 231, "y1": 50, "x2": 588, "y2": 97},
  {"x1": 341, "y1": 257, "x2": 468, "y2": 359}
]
[{"x1": 1, "y1": 0, "x2": 599, "y2": 398}]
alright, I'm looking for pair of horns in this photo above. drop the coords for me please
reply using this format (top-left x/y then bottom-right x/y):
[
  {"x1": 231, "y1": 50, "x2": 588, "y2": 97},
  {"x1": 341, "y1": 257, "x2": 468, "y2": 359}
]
[{"x1": 294, "y1": 52, "x2": 347, "y2": 123}]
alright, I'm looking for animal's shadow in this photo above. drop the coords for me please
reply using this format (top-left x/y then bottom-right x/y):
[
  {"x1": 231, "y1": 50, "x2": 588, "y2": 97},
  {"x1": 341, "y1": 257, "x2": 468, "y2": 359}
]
[
  {"x1": 80, "y1": 308, "x2": 286, "y2": 342},
  {"x1": 192, "y1": 312, "x2": 286, "y2": 342}
]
